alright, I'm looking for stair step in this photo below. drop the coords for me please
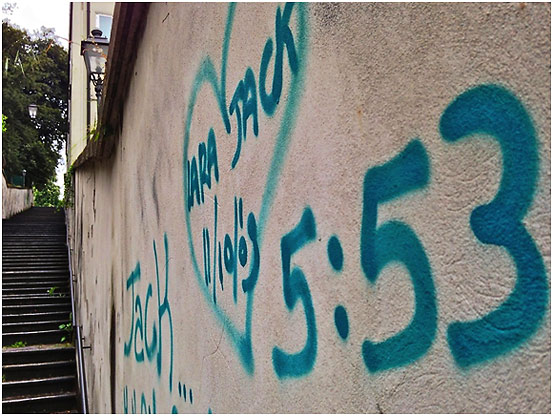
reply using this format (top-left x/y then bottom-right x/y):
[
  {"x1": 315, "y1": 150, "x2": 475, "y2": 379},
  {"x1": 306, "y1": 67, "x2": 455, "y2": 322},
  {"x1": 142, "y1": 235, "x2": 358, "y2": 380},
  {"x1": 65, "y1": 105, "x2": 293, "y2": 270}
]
[
  {"x1": 2, "y1": 251, "x2": 68, "y2": 256},
  {"x1": 2, "y1": 376, "x2": 76, "y2": 400},
  {"x1": 2, "y1": 289, "x2": 70, "y2": 296},
  {"x1": 3, "y1": 303, "x2": 71, "y2": 314},
  {"x1": 2, "y1": 252, "x2": 67, "y2": 260},
  {"x1": 2, "y1": 290, "x2": 70, "y2": 299},
  {"x1": 3, "y1": 329, "x2": 70, "y2": 346},
  {"x1": 2, "y1": 257, "x2": 68, "y2": 261},
  {"x1": 3, "y1": 269, "x2": 69, "y2": 276},
  {"x1": 3, "y1": 263, "x2": 68, "y2": 269},
  {"x1": 3, "y1": 359, "x2": 76, "y2": 381},
  {"x1": 2, "y1": 345, "x2": 75, "y2": 364},
  {"x1": 3, "y1": 295, "x2": 70, "y2": 305},
  {"x1": 2, "y1": 275, "x2": 70, "y2": 281},
  {"x1": 3, "y1": 319, "x2": 69, "y2": 333},
  {"x1": 3, "y1": 281, "x2": 70, "y2": 290},
  {"x1": 2, "y1": 391, "x2": 78, "y2": 413},
  {"x1": 2, "y1": 246, "x2": 67, "y2": 251},
  {"x1": 3, "y1": 311, "x2": 72, "y2": 323},
  {"x1": 3, "y1": 274, "x2": 69, "y2": 279}
]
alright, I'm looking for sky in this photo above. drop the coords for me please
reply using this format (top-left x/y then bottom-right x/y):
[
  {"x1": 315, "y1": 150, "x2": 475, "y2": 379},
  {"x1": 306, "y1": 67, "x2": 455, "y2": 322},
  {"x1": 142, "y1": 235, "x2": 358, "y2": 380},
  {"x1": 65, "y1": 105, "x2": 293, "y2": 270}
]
[
  {"x1": 3, "y1": 0, "x2": 71, "y2": 196},
  {"x1": 3, "y1": 1, "x2": 70, "y2": 44}
]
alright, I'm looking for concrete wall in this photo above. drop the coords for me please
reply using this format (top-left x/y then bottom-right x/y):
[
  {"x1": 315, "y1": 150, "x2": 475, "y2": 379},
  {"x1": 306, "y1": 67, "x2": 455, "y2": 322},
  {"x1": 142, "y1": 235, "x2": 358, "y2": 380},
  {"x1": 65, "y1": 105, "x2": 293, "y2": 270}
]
[
  {"x1": 3, "y1": 176, "x2": 33, "y2": 219},
  {"x1": 69, "y1": 3, "x2": 551, "y2": 413}
]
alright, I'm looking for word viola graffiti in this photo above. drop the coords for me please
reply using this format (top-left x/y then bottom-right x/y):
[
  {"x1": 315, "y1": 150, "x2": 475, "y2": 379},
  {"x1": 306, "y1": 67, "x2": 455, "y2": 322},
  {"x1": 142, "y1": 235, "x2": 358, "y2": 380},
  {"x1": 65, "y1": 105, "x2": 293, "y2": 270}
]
[
  {"x1": 200, "y1": 195, "x2": 260, "y2": 305},
  {"x1": 123, "y1": 234, "x2": 174, "y2": 391},
  {"x1": 273, "y1": 84, "x2": 547, "y2": 379},
  {"x1": 183, "y1": 2, "x2": 308, "y2": 375}
]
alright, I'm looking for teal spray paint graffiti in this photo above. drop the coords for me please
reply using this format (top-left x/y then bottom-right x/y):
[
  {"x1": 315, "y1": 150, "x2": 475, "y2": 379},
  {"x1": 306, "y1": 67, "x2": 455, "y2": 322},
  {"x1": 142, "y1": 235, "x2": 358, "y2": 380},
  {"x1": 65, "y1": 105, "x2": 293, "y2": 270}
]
[
  {"x1": 440, "y1": 84, "x2": 548, "y2": 368},
  {"x1": 229, "y1": 67, "x2": 259, "y2": 169},
  {"x1": 334, "y1": 305, "x2": 349, "y2": 341},
  {"x1": 179, "y1": 0, "x2": 545, "y2": 385},
  {"x1": 182, "y1": 2, "x2": 309, "y2": 375},
  {"x1": 123, "y1": 386, "x2": 157, "y2": 414},
  {"x1": 272, "y1": 207, "x2": 318, "y2": 378},
  {"x1": 201, "y1": 196, "x2": 259, "y2": 305},
  {"x1": 360, "y1": 139, "x2": 437, "y2": 372},
  {"x1": 187, "y1": 129, "x2": 220, "y2": 211},
  {"x1": 123, "y1": 234, "x2": 174, "y2": 391}
]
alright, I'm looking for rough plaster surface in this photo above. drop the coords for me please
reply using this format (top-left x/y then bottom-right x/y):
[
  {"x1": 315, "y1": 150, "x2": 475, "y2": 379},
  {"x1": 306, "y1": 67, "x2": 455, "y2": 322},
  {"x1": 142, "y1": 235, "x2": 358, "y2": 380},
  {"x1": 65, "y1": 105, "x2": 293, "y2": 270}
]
[
  {"x1": 68, "y1": 3, "x2": 550, "y2": 413},
  {"x1": 2, "y1": 176, "x2": 33, "y2": 219}
]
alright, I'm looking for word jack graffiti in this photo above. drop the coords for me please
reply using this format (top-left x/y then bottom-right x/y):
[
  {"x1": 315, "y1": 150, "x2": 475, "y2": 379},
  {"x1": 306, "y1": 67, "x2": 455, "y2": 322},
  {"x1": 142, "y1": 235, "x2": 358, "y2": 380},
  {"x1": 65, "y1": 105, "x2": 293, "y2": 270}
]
[
  {"x1": 123, "y1": 234, "x2": 193, "y2": 413},
  {"x1": 183, "y1": 2, "x2": 309, "y2": 376}
]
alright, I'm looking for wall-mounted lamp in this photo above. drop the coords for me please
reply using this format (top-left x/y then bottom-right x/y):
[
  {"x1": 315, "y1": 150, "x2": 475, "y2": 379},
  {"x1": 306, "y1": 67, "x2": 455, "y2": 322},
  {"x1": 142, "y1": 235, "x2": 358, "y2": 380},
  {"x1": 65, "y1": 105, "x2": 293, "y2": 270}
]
[
  {"x1": 81, "y1": 29, "x2": 109, "y2": 105},
  {"x1": 28, "y1": 104, "x2": 37, "y2": 119}
]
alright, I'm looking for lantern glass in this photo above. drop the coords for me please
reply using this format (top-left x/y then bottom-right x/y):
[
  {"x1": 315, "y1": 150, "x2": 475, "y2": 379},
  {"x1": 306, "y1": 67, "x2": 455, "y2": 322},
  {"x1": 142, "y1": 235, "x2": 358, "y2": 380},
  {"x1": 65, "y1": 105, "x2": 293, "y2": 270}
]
[
  {"x1": 81, "y1": 41, "x2": 108, "y2": 75},
  {"x1": 81, "y1": 29, "x2": 109, "y2": 76},
  {"x1": 28, "y1": 104, "x2": 37, "y2": 119}
]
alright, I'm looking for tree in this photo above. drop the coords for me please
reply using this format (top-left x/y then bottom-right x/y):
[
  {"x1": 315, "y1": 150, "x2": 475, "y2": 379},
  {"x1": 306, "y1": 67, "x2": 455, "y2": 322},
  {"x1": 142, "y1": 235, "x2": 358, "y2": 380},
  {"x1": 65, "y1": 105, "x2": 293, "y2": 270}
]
[
  {"x1": 2, "y1": 21, "x2": 68, "y2": 189},
  {"x1": 33, "y1": 177, "x2": 61, "y2": 207}
]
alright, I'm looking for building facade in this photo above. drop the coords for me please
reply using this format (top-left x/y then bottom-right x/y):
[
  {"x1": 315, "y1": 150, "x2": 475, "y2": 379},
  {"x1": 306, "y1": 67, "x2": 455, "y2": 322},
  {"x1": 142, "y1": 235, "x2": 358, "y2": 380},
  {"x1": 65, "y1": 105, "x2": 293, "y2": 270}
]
[{"x1": 67, "y1": 2, "x2": 114, "y2": 167}]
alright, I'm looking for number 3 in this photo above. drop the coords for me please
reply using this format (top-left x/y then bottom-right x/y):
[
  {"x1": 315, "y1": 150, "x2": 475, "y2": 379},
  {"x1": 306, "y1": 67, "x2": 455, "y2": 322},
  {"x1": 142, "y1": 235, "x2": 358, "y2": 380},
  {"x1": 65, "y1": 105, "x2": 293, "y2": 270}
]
[{"x1": 440, "y1": 84, "x2": 548, "y2": 368}]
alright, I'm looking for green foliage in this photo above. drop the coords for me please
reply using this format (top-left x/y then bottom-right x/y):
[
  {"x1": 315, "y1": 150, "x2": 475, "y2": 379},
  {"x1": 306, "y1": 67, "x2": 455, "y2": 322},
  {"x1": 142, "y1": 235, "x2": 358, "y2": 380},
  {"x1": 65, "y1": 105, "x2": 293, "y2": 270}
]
[
  {"x1": 7, "y1": 341, "x2": 27, "y2": 348},
  {"x1": 47, "y1": 286, "x2": 58, "y2": 296},
  {"x1": 2, "y1": 114, "x2": 6, "y2": 132},
  {"x1": 62, "y1": 164, "x2": 74, "y2": 208},
  {"x1": 59, "y1": 314, "x2": 73, "y2": 342},
  {"x1": 33, "y1": 176, "x2": 61, "y2": 207},
  {"x1": 2, "y1": 21, "x2": 68, "y2": 190}
]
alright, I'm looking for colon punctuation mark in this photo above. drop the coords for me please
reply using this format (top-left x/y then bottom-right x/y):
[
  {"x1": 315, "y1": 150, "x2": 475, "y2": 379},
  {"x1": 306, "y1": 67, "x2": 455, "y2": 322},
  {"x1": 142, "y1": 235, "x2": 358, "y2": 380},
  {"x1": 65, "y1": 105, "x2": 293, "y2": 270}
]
[
  {"x1": 360, "y1": 139, "x2": 437, "y2": 372},
  {"x1": 272, "y1": 207, "x2": 317, "y2": 378},
  {"x1": 440, "y1": 84, "x2": 548, "y2": 368}
]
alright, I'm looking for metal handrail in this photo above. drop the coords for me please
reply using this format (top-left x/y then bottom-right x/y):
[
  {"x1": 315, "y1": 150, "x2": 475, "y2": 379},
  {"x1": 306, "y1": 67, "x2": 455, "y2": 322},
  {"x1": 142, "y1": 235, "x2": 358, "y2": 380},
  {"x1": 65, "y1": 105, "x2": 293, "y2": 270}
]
[
  {"x1": 65, "y1": 209, "x2": 88, "y2": 414},
  {"x1": 75, "y1": 325, "x2": 89, "y2": 413}
]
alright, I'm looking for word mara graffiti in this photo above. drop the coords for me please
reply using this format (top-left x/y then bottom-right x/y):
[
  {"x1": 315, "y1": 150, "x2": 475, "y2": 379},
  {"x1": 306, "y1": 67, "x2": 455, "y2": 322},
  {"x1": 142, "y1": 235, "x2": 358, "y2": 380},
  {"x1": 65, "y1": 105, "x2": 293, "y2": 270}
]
[{"x1": 183, "y1": 2, "x2": 309, "y2": 376}]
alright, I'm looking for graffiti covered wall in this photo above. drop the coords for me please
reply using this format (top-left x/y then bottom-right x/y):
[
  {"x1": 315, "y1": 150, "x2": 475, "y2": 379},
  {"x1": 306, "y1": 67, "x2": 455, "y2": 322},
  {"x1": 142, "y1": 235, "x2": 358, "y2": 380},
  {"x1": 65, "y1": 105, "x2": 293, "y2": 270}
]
[{"x1": 69, "y1": 3, "x2": 551, "y2": 413}]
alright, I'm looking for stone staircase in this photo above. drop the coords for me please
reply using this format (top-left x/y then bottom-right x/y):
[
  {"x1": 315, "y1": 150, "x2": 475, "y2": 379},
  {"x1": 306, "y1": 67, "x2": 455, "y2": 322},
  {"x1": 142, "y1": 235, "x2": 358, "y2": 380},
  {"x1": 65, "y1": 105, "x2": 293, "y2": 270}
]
[{"x1": 2, "y1": 207, "x2": 80, "y2": 413}]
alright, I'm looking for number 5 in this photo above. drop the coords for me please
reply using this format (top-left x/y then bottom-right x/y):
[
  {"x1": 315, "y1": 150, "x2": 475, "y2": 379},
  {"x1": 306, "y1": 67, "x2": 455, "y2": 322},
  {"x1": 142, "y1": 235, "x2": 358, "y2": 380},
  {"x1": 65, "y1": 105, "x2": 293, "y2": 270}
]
[{"x1": 360, "y1": 139, "x2": 437, "y2": 372}]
